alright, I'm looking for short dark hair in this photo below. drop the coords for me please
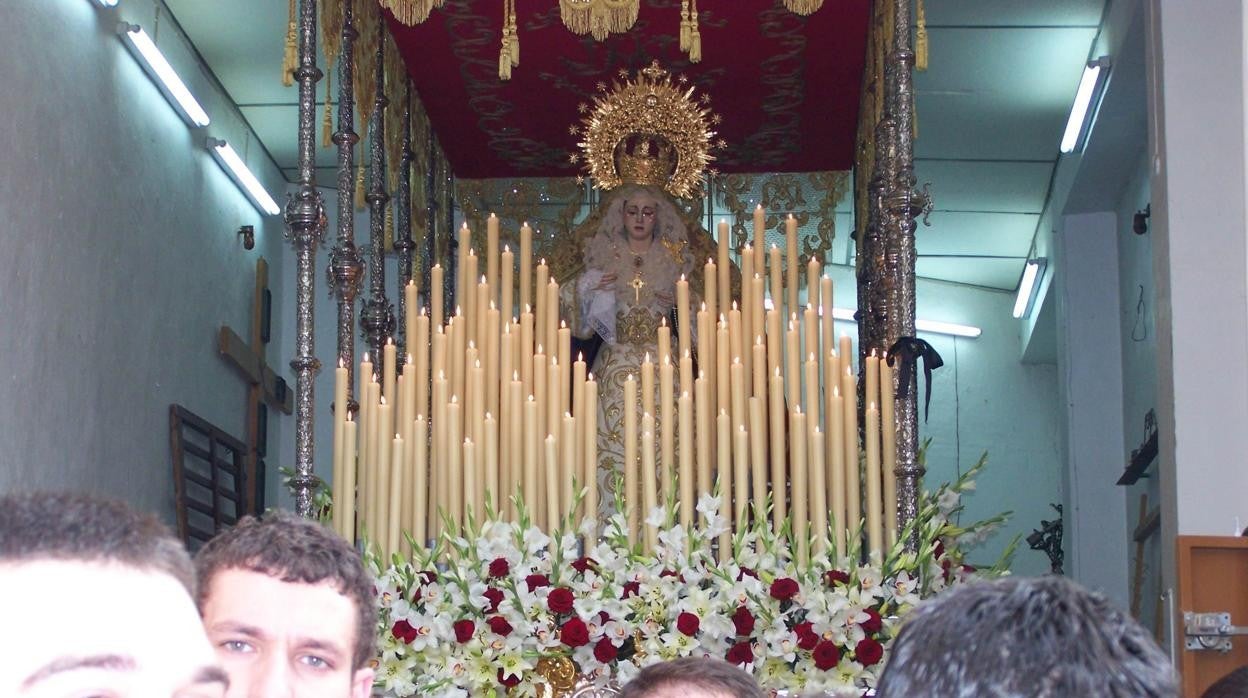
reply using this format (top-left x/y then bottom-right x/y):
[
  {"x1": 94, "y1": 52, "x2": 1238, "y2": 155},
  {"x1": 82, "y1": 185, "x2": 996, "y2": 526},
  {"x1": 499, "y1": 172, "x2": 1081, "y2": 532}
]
[
  {"x1": 0, "y1": 490, "x2": 195, "y2": 594},
  {"x1": 1203, "y1": 666, "x2": 1248, "y2": 698},
  {"x1": 194, "y1": 511, "x2": 376, "y2": 670},
  {"x1": 620, "y1": 658, "x2": 766, "y2": 698},
  {"x1": 876, "y1": 575, "x2": 1177, "y2": 698}
]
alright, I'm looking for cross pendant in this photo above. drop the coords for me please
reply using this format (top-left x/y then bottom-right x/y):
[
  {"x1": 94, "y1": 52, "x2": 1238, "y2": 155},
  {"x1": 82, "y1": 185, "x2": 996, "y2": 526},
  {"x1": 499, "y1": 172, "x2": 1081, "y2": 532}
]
[{"x1": 630, "y1": 273, "x2": 646, "y2": 303}]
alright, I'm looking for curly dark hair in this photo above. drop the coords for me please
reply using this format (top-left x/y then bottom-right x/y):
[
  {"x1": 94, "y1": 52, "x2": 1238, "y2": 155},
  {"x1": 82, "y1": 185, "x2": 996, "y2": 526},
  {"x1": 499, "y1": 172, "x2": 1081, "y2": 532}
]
[
  {"x1": 619, "y1": 657, "x2": 766, "y2": 698},
  {"x1": 0, "y1": 490, "x2": 195, "y2": 595},
  {"x1": 193, "y1": 511, "x2": 377, "y2": 670}
]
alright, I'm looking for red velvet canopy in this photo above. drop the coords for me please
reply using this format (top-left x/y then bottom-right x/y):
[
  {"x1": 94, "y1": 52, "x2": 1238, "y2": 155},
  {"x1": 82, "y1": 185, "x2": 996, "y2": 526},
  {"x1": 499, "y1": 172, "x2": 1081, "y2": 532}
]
[{"x1": 387, "y1": 0, "x2": 869, "y2": 179}]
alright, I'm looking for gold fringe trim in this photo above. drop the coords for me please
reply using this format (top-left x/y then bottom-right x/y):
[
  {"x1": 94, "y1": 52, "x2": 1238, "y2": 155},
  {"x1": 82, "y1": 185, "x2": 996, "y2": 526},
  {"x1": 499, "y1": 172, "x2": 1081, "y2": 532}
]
[
  {"x1": 383, "y1": 0, "x2": 444, "y2": 26},
  {"x1": 320, "y1": 0, "x2": 342, "y2": 69},
  {"x1": 499, "y1": 0, "x2": 518, "y2": 80},
  {"x1": 783, "y1": 0, "x2": 825, "y2": 16},
  {"x1": 559, "y1": 0, "x2": 639, "y2": 42},
  {"x1": 915, "y1": 0, "x2": 929, "y2": 71},
  {"x1": 282, "y1": 0, "x2": 297, "y2": 87}
]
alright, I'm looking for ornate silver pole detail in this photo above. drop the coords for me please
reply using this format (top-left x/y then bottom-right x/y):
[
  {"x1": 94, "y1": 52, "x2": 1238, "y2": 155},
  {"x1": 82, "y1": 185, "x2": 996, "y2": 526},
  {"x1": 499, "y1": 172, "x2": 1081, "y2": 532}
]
[
  {"x1": 880, "y1": 0, "x2": 930, "y2": 545},
  {"x1": 329, "y1": 0, "x2": 362, "y2": 415},
  {"x1": 394, "y1": 79, "x2": 416, "y2": 358},
  {"x1": 359, "y1": 16, "x2": 394, "y2": 375},
  {"x1": 286, "y1": 0, "x2": 326, "y2": 517}
]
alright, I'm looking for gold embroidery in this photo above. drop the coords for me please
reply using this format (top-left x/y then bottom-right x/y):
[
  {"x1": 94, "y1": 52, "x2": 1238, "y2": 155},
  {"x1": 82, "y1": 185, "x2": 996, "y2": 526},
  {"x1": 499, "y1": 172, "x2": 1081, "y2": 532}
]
[{"x1": 616, "y1": 306, "x2": 663, "y2": 345}]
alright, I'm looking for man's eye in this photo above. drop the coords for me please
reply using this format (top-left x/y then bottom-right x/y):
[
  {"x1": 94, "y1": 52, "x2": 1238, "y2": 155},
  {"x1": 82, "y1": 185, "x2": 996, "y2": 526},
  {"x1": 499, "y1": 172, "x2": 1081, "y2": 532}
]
[
  {"x1": 221, "y1": 639, "x2": 254, "y2": 653},
  {"x1": 300, "y1": 655, "x2": 332, "y2": 670}
]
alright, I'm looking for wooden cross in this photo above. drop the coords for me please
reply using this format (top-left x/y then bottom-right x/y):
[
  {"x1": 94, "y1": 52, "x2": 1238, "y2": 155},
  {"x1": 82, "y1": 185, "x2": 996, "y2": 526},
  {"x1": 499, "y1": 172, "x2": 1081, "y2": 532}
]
[
  {"x1": 217, "y1": 257, "x2": 292, "y2": 514},
  {"x1": 630, "y1": 272, "x2": 646, "y2": 303}
]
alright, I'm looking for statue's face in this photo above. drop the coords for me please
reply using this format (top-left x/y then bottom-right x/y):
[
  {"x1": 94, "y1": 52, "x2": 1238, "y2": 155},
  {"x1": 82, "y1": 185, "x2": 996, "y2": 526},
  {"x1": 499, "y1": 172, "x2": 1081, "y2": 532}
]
[{"x1": 623, "y1": 195, "x2": 658, "y2": 243}]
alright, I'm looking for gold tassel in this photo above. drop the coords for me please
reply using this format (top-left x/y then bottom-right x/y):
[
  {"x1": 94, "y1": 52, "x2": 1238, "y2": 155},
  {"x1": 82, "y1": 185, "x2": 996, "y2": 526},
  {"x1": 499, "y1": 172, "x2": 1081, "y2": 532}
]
[
  {"x1": 321, "y1": 66, "x2": 333, "y2": 148},
  {"x1": 355, "y1": 163, "x2": 366, "y2": 210},
  {"x1": 499, "y1": 38, "x2": 512, "y2": 81},
  {"x1": 509, "y1": 0, "x2": 519, "y2": 67},
  {"x1": 687, "y1": 0, "x2": 701, "y2": 63},
  {"x1": 282, "y1": 0, "x2": 297, "y2": 87},
  {"x1": 679, "y1": 0, "x2": 690, "y2": 51},
  {"x1": 915, "y1": 0, "x2": 929, "y2": 71}
]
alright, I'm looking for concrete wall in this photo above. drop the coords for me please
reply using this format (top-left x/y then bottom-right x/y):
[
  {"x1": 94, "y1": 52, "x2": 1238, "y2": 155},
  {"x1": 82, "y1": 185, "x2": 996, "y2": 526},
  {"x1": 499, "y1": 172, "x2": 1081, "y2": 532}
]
[{"x1": 0, "y1": 2, "x2": 288, "y2": 524}]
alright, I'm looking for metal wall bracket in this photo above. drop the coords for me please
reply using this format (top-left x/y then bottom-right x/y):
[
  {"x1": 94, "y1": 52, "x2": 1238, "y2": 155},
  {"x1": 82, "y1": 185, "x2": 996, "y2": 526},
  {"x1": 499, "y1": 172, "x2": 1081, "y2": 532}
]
[{"x1": 1184, "y1": 611, "x2": 1248, "y2": 652}]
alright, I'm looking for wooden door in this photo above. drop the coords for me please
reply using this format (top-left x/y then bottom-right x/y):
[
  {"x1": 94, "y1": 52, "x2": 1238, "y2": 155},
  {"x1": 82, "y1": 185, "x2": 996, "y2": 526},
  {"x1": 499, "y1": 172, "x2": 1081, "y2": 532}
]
[{"x1": 1177, "y1": 535, "x2": 1248, "y2": 696}]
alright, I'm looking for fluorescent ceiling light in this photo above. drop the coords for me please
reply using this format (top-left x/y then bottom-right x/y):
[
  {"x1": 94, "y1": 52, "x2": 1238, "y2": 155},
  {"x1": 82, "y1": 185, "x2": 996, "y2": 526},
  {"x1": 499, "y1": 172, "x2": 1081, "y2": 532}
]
[
  {"x1": 827, "y1": 307, "x2": 981, "y2": 339},
  {"x1": 95, "y1": 0, "x2": 119, "y2": 6},
  {"x1": 118, "y1": 22, "x2": 210, "y2": 127},
  {"x1": 208, "y1": 138, "x2": 281, "y2": 216},
  {"x1": 1060, "y1": 57, "x2": 1109, "y2": 153},
  {"x1": 1012, "y1": 258, "x2": 1046, "y2": 319}
]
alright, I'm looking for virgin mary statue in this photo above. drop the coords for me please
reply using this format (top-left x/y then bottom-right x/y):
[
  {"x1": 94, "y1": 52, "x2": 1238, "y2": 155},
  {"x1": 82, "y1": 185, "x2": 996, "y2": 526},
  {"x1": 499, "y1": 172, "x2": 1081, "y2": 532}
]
[{"x1": 552, "y1": 62, "x2": 728, "y2": 517}]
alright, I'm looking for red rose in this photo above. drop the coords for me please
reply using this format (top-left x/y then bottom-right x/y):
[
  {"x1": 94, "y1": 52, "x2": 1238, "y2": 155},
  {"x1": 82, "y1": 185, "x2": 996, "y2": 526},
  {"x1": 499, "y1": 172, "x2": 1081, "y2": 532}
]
[
  {"x1": 497, "y1": 668, "x2": 521, "y2": 688},
  {"x1": 676, "y1": 612, "x2": 701, "y2": 636},
  {"x1": 489, "y1": 557, "x2": 510, "y2": 578},
  {"x1": 813, "y1": 640, "x2": 841, "y2": 670},
  {"x1": 486, "y1": 615, "x2": 514, "y2": 636},
  {"x1": 525, "y1": 573, "x2": 551, "y2": 592},
  {"x1": 725, "y1": 641, "x2": 754, "y2": 666},
  {"x1": 391, "y1": 619, "x2": 417, "y2": 644},
  {"x1": 571, "y1": 557, "x2": 597, "y2": 573},
  {"x1": 794, "y1": 621, "x2": 818, "y2": 651},
  {"x1": 621, "y1": 580, "x2": 641, "y2": 598},
  {"x1": 859, "y1": 609, "x2": 882, "y2": 634},
  {"x1": 560, "y1": 617, "x2": 590, "y2": 647},
  {"x1": 453, "y1": 619, "x2": 475, "y2": 643},
  {"x1": 855, "y1": 637, "x2": 884, "y2": 666},
  {"x1": 731, "y1": 606, "x2": 755, "y2": 636},
  {"x1": 593, "y1": 637, "x2": 618, "y2": 663},
  {"x1": 826, "y1": 569, "x2": 850, "y2": 586},
  {"x1": 770, "y1": 577, "x2": 800, "y2": 601},
  {"x1": 548, "y1": 587, "x2": 575, "y2": 614},
  {"x1": 483, "y1": 587, "x2": 504, "y2": 613}
]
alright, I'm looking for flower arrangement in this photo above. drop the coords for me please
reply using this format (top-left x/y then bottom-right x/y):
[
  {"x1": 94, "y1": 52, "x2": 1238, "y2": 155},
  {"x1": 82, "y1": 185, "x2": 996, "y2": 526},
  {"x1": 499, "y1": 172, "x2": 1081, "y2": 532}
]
[{"x1": 367, "y1": 454, "x2": 1013, "y2": 698}]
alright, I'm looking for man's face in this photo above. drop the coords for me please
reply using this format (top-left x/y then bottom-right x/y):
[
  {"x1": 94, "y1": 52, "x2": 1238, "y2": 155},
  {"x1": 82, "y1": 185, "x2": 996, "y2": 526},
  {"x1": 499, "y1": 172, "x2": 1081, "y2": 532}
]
[
  {"x1": 201, "y1": 568, "x2": 373, "y2": 698},
  {"x1": 0, "y1": 560, "x2": 228, "y2": 698}
]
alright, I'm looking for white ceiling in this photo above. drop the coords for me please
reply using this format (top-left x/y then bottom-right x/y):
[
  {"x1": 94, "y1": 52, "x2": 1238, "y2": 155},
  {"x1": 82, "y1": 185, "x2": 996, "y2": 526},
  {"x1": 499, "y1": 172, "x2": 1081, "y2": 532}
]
[{"x1": 164, "y1": 0, "x2": 1109, "y2": 292}]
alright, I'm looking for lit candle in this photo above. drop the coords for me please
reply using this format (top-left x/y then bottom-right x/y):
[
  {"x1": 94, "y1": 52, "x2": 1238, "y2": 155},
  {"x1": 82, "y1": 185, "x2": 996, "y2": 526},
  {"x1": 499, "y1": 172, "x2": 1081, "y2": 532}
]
[
  {"x1": 447, "y1": 396, "x2": 462, "y2": 528},
  {"x1": 485, "y1": 412, "x2": 499, "y2": 514},
  {"x1": 733, "y1": 424, "x2": 749, "y2": 530},
  {"x1": 486, "y1": 213, "x2": 499, "y2": 293},
  {"x1": 717, "y1": 219, "x2": 730, "y2": 318},
  {"x1": 532, "y1": 347, "x2": 547, "y2": 444},
  {"x1": 572, "y1": 354, "x2": 587, "y2": 486},
  {"x1": 431, "y1": 264, "x2": 444, "y2": 329},
  {"x1": 866, "y1": 350, "x2": 880, "y2": 416},
  {"x1": 729, "y1": 304, "x2": 744, "y2": 412},
  {"x1": 740, "y1": 246, "x2": 754, "y2": 391},
  {"x1": 785, "y1": 214, "x2": 799, "y2": 315},
  {"x1": 806, "y1": 255, "x2": 820, "y2": 315},
  {"x1": 791, "y1": 406, "x2": 808, "y2": 566},
  {"x1": 583, "y1": 374, "x2": 599, "y2": 533},
  {"x1": 462, "y1": 437, "x2": 478, "y2": 521},
  {"x1": 676, "y1": 274, "x2": 691, "y2": 359},
  {"x1": 388, "y1": 433, "x2": 404, "y2": 558},
  {"x1": 752, "y1": 337, "x2": 768, "y2": 408},
  {"x1": 523, "y1": 396, "x2": 539, "y2": 528},
  {"x1": 753, "y1": 204, "x2": 766, "y2": 262},
  {"x1": 865, "y1": 402, "x2": 883, "y2": 559},
  {"x1": 506, "y1": 375, "x2": 523, "y2": 520},
  {"x1": 810, "y1": 427, "x2": 827, "y2": 555},
  {"x1": 557, "y1": 322, "x2": 572, "y2": 417},
  {"x1": 486, "y1": 304, "x2": 501, "y2": 424},
  {"x1": 695, "y1": 372, "x2": 711, "y2": 501},
  {"x1": 716, "y1": 409, "x2": 732, "y2": 561},
  {"x1": 430, "y1": 372, "x2": 447, "y2": 536},
  {"x1": 546, "y1": 357, "x2": 561, "y2": 447},
  {"x1": 562, "y1": 412, "x2": 576, "y2": 520},
  {"x1": 678, "y1": 390, "x2": 694, "y2": 527},
  {"x1": 660, "y1": 357, "x2": 675, "y2": 505},
  {"x1": 342, "y1": 414, "x2": 357, "y2": 544},
  {"x1": 641, "y1": 413, "x2": 657, "y2": 552},
  {"x1": 748, "y1": 396, "x2": 767, "y2": 521},
  {"x1": 641, "y1": 353, "x2": 655, "y2": 424},
  {"x1": 545, "y1": 280, "x2": 559, "y2": 364},
  {"x1": 414, "y1": 310, "x2": 430, "y2": 432},
  {"x1": 412, "y1": 415, "x2": 427, "y2": 547},
  {"x1": 373, "y1": 398, "x2": 391, "y2": 548},
  {"x1": 731, "y1": 357, "x2": 746, "y2": 434},
  {"x1": 769, "y1": 244, "x2": 783, "y2": 318},
  {"x1": 545, "y1": 434, "x2": 560, "y2": 529},
  {"x1": 768, "y1": 367, "x2": 786, "y2": 529},
  {"x1": 803, "y1": 303, "x2": 818, "y2": 374},
  {"x1": 841, "y1": 368, "x2": 860, "y2": 540},
  {"x1": 519, "y1": 309, "x2": 535, "y2": 396},
  {"x1": 657, "y1": 318, "x2": 671, "y2": 367},
  {"x1": 455, "y1": 224, "x2": 470, "y2": 315},
  {"x1": 405, "y1": 279, "x2": 418, "y2": 353},
  {"x1": 519, "y1": 222, "x2": 532, "y2": 313},
  {"x1": 534, "y1": 260, "x2": 548, "y2": 358},
  {"x1": 785, "y1": 317, "x2": 800, "y2": 407},
  {"x1": 464, "y1": 254, "x2": 479, "y2": 347},
  {"x1": 624, "y1": 375, "x2": 639, "y2": 544},
  {"x1": 716, "y1": 316, "x2": 730, "y2": 417},
  {"x1": 751, "y1": 274, "x2": 766, "y2": 350},
  {"x1": 880, "y1": 355, "x2": 898, "y2": 547},
  {"x1": 679, "y1": 351, "x2": 694, "y2": 411},
  {"x1": 500, "y1": 245, "x2": 514, "y2": 319},
  {"x1": 383, "y1": 339, "x2": 397, "y2": 406},
  {"x1": 766, "y1": 307, "x2": 782, "y2": 378},
  {"x1": 704, "y1": 257, "x2": 718, "y2": 344},
  {"x1": 820, "y1": 276, "x2": 834, "y2": 369},
  {"x1": 804, "y1": 352, "x2": 820, "y2": 426}
]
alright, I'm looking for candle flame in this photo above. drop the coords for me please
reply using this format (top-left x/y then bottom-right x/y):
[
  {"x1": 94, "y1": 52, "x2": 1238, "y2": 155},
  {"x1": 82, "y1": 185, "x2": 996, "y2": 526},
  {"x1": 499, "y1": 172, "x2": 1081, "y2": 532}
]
[
  {"x1": 420, "y1": 306, "x2": 427, "y2": 316},
  {"x1": 528, "y1": 394, "x2": 535, "y2": 402},
  {"x1": 644, "y1": 352, "x2": 651, "y2": 363},
  {"x1": 513, "y1": 370, "x2": 520, "y2": 380},
  {"x1": 577, "y1": 351, "x2": 584, "y2": 361},
  {"x1": 468, "y1": 340, "x2": 476, "y2": 350},
  {"x1": 732, "y1": 300, "x2": 738, "y2": 311},
  {"x1": 406, "y1": 353, "x2": 414, "y2": 364},
  {"x1": 503, "y1": 244, "x2": 510, "y2": 253},
  {"x1": 486, "y1": 412, "x2": 493, "y2": 421},
  {"x1": 363, "y1": 352, "x2": 370, "y2": 362},
  {"x1": 386, "y1": 337, "x2": 394, "y2": 345},
  {"x1": 588, "y1": 372, "x2": 594, "y2": 381},
  {"x1": 338, "y1": 357, "x2": 345, "y2": 368},
  {"x1": 540, "y1": 258, "x2": 546, "y2": 265},
  {"x1": 561, "y1": 320, "x2": 567, "y2": 328},
  {"x1": 380, "y1": 396, "x2": 387, "y2": 405},
  {"x1": 536, "y1": 344, "x2": 543, "y2": 354},
  {"x1": 346, "y1": 412, "x2": 353, "y2": 422},
  {"x1": 451, "y1": 395, "x2": 458, "y2": 403},
  {"x1": 833, "y1": 385, "x2": 840, "y2": 397}
]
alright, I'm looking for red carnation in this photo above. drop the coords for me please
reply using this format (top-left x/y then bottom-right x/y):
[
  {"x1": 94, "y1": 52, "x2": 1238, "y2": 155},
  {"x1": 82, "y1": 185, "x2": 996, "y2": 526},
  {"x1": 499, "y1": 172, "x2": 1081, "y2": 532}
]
[
  {"x1": 621, "y1": 580, "x2": 641, "y2": 598},
  {"x1": 859, "y1": 609, "x2": 882, "y2": 634},
  {"x1": 548, "y1": 587, "x2": 575, "y2": 615},
  {"x1": 855, "y1": 637, "x2": 884, "y2": 666},
  {"x1": 525, "y1": 573, "x2": 551, "y2": 592},
  {"x1": 497, "y1": 668, "x2": 521, "y2": 688},
  {"x1": 676, "y1": 612, "x2": 701, "y2": 636},
  {"x1": 726, "y1": 641, "x2": 754, "y2": 666},
  {"x1": 560, "y1": 617, "x2": 590, "y2": 647},
  {"x1": 453, "y1": 619, "x2": 475, "y2": 643},
  {"x1": 391, "y1": 619, "x2": 417, "y2": 644},
  {"x1": 483, "y1": 587, "x2": 504, "y2": 613},
  {"x1": 488, "y1": 557, "x2": 510, "y2": 578},
  {"x1": 794, "y1": 621, "x2": 818, "y2": 651},
  {"x1": 770, "y1": 577, "x2": 800, "y2": 601},
  {"x1": 593, "y1": 637, "x2": 618, "y2": 663},
  {"x1": 826, "y1": 569, "x2": 850, "y2": 586},
  {"x1": 813, "y1": 640, "x2": 841, "y2": 670},
  {"x1": 486, "y1": 615, "x2": 514, "y2": 637},
  {"x1": 731, "y1": 606, "x2": 755, "y2": 636}
]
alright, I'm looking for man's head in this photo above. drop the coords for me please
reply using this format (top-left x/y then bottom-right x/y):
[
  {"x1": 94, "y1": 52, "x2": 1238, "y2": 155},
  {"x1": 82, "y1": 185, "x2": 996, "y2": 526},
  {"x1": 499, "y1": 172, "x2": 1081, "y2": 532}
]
[
  {"x1": 619, "y1": 657, "x2": 766, "y2": 698},
  {"x1": 0, "y1": 491, "x2": 228, "y2": 697},
  {"x1": 194, "y1": 511, "x2": 376, "y2": 698},
  {"x1": 876, "y1": 575, "x2": 1177, "y2": 698}
]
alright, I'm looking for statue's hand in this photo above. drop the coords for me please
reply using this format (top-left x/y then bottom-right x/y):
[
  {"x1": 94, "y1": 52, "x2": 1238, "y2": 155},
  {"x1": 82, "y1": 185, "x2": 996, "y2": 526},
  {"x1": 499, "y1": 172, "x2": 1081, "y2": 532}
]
[
  {"x1": 596, "y1": 273, "x2": 618, "y2": 290},
  {"x1": 654, "y1": 291, "x2": 674, "y2": 305}
]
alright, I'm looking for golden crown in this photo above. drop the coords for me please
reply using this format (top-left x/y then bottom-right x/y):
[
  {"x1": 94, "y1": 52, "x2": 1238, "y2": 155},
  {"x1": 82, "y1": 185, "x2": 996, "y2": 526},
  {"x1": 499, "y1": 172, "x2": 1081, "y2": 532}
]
[{"x1": 572, "y1": 61, "x2": 720, "y2": 199}]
